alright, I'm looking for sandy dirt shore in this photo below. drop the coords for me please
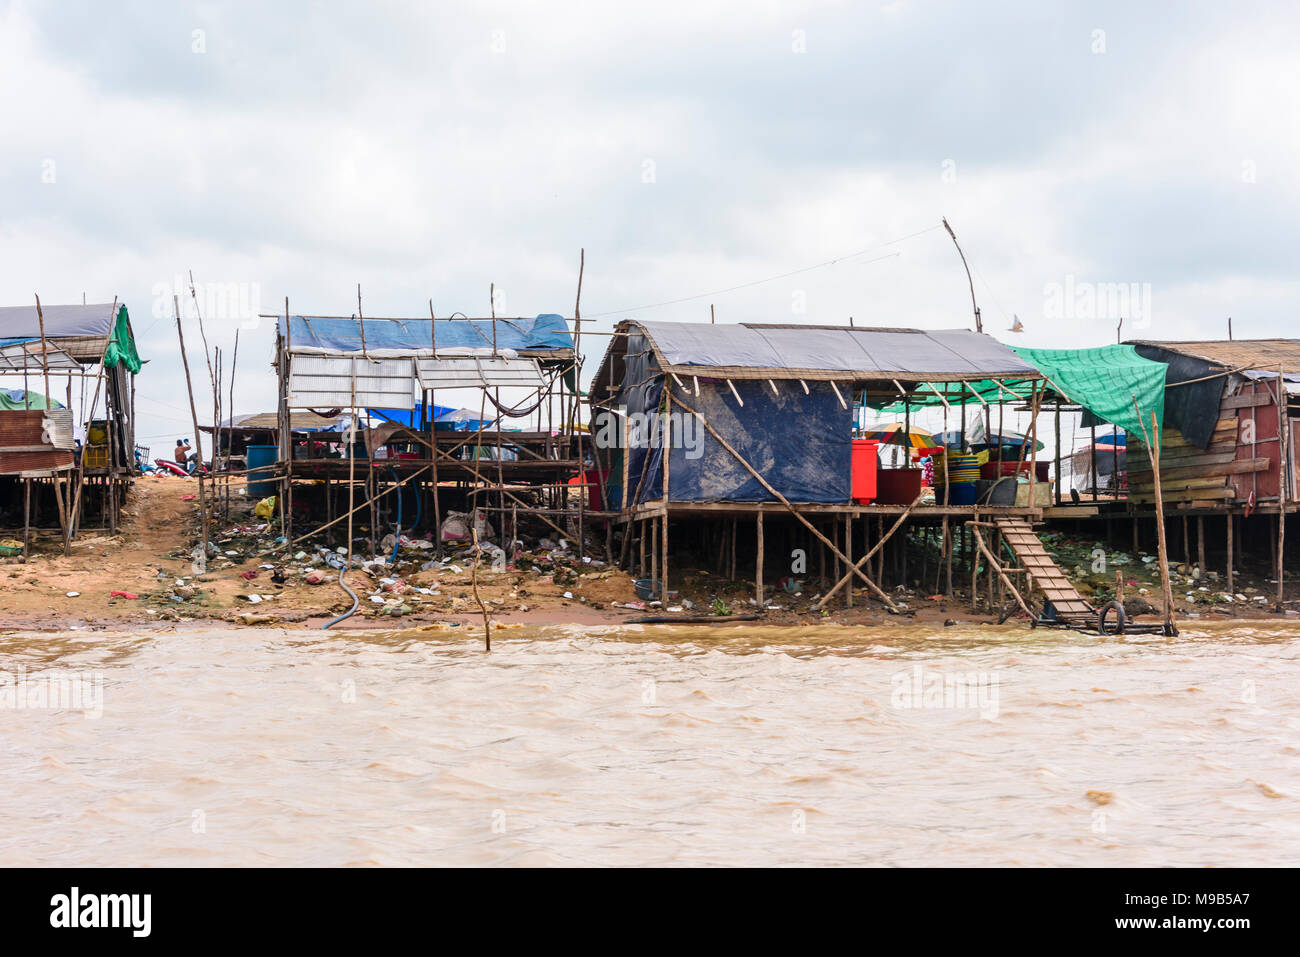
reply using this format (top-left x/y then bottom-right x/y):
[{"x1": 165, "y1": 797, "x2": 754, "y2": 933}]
[{"x1": 1, "y1": 476, "x2": 1290, "y2": 634}]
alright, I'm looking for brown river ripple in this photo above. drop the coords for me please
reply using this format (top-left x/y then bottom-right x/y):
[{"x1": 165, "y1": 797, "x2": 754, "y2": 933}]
[{"x1": 2, "y1": 621, "x2": 1298, "y2": 866}]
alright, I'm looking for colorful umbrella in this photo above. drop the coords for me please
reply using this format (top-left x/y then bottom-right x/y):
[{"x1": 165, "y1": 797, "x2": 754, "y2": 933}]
[{"x1": 861, "y1": 423, "x2": 939, "y2": 449}]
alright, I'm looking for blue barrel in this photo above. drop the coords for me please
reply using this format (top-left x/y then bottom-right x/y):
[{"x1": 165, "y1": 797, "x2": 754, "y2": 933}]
[
  {"x1": 947, "y1": 481, "x2": 978, "y2": 506},
  {"x1": 246, "y1": 444, "x2": 279, "y2": 498}
]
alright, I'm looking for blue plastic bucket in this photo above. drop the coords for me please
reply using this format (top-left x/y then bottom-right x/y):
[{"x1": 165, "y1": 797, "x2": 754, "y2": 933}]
[{"x1": 246, "y1": 444, "x2": 279, "y2": 498}]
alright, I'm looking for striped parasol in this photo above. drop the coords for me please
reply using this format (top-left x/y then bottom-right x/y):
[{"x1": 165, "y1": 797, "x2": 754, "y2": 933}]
[{"x1": 861, "y1": 422, "x2": 939, "y2": 450}]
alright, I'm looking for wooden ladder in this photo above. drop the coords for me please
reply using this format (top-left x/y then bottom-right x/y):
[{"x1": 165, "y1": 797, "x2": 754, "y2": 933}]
[{"x1": 992, "y1": 516, "x2": 1095, "y2": 625}]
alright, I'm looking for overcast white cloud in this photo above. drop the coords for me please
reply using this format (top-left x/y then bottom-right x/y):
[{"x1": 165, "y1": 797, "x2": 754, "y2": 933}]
[{"x1": 3, "y1": 0, "x2": 1299, "y2": 448}]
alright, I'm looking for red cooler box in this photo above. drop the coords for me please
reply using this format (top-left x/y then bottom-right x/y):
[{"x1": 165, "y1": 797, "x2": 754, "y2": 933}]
[{"x1": 851, "y1": 439, "x2": 879, "y2": 504}]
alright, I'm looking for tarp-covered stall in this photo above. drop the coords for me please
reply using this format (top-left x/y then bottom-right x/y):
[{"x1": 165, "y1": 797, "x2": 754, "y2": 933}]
[
  {"x1": 593, "y1": 320, "x2": 1040, "y2": 507},
  {"x1": 0, "y1": 301, "x2": 141, "y2": 473},
  {"x1": 278, "y1": 314, "x2": 573, "y2": 358},
  {"x1": 277, "y1": 313, "x2": 575, "y2": 412}
]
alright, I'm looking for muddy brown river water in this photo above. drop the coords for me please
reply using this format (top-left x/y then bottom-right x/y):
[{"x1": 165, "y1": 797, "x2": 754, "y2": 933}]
[{"x1": 1, "y1": 621, "x2": 1297, "y2": 866}]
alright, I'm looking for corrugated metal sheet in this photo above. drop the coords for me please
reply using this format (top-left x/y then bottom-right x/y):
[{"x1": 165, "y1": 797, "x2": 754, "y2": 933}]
[
  {"x1": 201, "y1": 411, "x2": 346, "y2": 432},
  {"x1": 0, "y1": 450, "x2": 75, "y2": 474},
  {"x1": 0, "y1": 409, "x2": 76, "y2": 474},
  {"x1": 0, "y1": 409, "x2": 73, "y2": 450},
  {"x1": 42, "y1": 409, "x2": 74, "y2": 449},
  {"x1": 0, "y1": 340, "x2": 81, "y2": 371},
  {"x1": 287, "y1": 355, "x2": 415, "y2": 410},
  {"x1": 415, "y1": 356, "x2": 546, "y2": 389},
  {"x1": 1127, "y1": 339, "x2": 1300, "y2": 371}
]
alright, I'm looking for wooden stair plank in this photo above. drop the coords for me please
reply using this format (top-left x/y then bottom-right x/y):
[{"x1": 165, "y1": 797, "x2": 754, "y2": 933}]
[{"x1": 991, "y1": 516, "x2": 1094, "y2": 622}]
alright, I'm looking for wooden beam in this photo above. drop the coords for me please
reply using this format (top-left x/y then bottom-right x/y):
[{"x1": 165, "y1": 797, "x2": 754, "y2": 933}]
[
  {"x1": 815, "y1": 492, "x2": 925, "y2": 609},
  {"x1": 671, "y1": 393, "x2": 900, "y2": 611}
]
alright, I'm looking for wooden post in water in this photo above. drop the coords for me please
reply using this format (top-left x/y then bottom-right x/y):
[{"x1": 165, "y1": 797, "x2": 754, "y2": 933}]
[
  {"x1": 755, "y1": 508, "x2": 764, "y2": 606},
  {"x1": 428, "y1": 301, "x2": 443, "y2": 556},
  {"x1": 1276, "y1": 363, "x2": 1288, "y2": 612},
  {"x1": 844, "y1": 512, "x2": 853, "y2": 609},
  {"x1": 661, "y1": 511, "x2": 669, "y2": 602},
  {"x1": 1135, "y1": 404, "x2": 1177, "y2": 636},
  {"x1": 1226, "y1": 511, "x2": 1235, "y2": 593},
  {"x1": 22, "y1": 479, "x2": 31, "y2": 560},
  {"x1": 650, "y1": 515, "x2": 658, "y2": 591},
  {"x1": 1054, "y1": 399, "x2": 1062, "y2": 505}
]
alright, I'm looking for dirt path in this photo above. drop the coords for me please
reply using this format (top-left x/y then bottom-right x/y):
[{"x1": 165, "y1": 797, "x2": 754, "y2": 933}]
[{"x1": 0, "y1": 475, "x2": 201, "y2": 628}]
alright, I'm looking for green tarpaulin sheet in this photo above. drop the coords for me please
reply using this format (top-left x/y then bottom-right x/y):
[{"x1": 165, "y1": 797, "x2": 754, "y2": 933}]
[
  {"x1": 104, "y1": 305, "x2": 142, "y2": 373},
  {"x1": 874, "y1": 377, "x2": 1035, "y2": 411},
  {"x1": 877, "y1": 344, "x2": 1167, "y2": 439},
  {"x1": 1010, "y1": 345, "x2": 1166, "y2": 438},
  {"x1": 0, "y1": 389, "x2": 64, "y2": 411}
]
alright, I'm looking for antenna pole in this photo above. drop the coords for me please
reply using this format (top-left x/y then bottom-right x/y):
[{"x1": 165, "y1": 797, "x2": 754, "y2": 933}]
[{"x1": 942, "y1": 217, "x2": 981, "y2": 334}]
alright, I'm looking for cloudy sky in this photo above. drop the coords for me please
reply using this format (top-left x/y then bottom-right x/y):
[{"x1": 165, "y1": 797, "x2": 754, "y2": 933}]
[{"x1": 3, "y1": 0, "x2": 1297, "y2": 451}]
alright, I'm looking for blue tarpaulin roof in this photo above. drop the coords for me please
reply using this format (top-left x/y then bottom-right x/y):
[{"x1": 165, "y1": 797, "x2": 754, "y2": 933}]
[
  {"x1": 367, "y1": 403, "x2": 457, "y2": 428},
  {"x1": 279, "y1": 314, "x2": 573, "y2": 355}
]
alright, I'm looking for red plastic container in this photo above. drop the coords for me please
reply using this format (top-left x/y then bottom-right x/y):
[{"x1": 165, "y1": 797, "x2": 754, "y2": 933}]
[
  {"x1": 569, "y1": 468, "x2": 608, "y2": 510},
  {"x1": 851, "y1": 439, "x2": 879, "y2": 504},
  {"x1": 981, "y1": 459, "x2": 1026, "y2": 479},
  {"x1": 876, "y1": 468, "x2": 923, "y2": 505}
]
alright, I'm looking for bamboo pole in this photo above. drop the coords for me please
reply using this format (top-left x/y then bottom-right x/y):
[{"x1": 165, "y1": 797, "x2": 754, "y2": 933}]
[
  {"x1": 427, "y1": 300, "x2": 443, "y2": 556},
  {"x1": 844, "y1": 512, "x2": 853, "y2": 609},
  {"x1": 280, "y1": 297, "x2": 291, "y2": 539},
  {"x1": 574, "y1": 250, "x2": 585, "y2": 556},
  {"x1": 1276, "y1": 363, "x2": 1288, "y2": 612},
  {"x1": 1226, "y1": 511, "x2": 1235, "y2": 592},
  {"x1": 22, "y1": 479, "x2": 30, "y2": 560},
  {"x1": 66, "y1": 297, "x2": 119, "y2": 550},
  {"x1": 661, "y1": 389, "x2": 670, "y2": 594},
  {"x1": 943, "y1": 515, "x2": 953, "y2": 596},
  {"x1": 51, "y1": 474, "x2": 69, "y2": 544},
  {"x1": 969, "y1": 524, "x2": 1034, "y2": 620},
  {"x1": 341, "y1": 364, "x2": 359, "y2": 614},
  {"x1": 815, "y1": 493, "x2": 925, "y2": 609},
  {"x1": 174, "y1": 295, "x2": 209, "y2": 567},
  {"x1": 471, "y1": 525, "x2": 492, "y2": 651},
  {"x1": 1054, "y1": 398, "x2": 1062, "y2": 505},
  {"x1": 227, "y1": 329, "x2": 239, "y2": 519},
  {"x1": 755, "y1": 509, "x2": 764, "y2": 605},
  {"x1": 279, "y1": 466, "x2": 430, "y2": 550},
  {"x1": 189, "y1": 270, "x2": 221, "y2": 527},
  {"x1": 34, "y1": 295, "x2": 52, "y2": 412},
  {"x1": 1133, "y1": 403, "x2": 1177, "y2": 636}
]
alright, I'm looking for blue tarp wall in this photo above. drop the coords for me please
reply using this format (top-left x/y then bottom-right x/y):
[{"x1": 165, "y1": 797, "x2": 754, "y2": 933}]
[{"x1": 608, "y1": 327, "x2": 851, "y2": 505}]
